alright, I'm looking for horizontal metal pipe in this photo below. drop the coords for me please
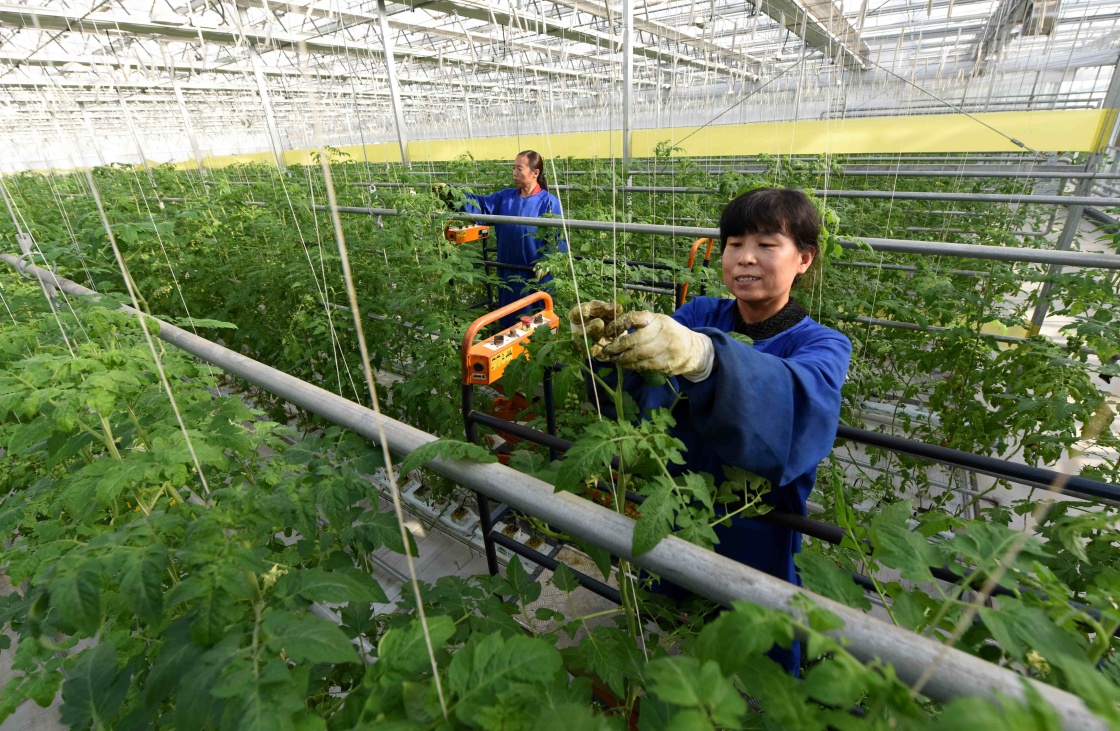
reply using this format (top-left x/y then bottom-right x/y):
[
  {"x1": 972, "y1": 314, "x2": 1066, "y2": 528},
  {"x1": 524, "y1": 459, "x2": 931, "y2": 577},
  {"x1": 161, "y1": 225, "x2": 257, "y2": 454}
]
[
  {"x1": 408, "y1": 180, "x2": 1120, "y2": 207},
  {"x1": 489, "y1": 532, "x2": 623, "y2": 604},
  {"x1": 849, "y1": 316, "x2": 1026, "y2": 344},
  {"x1": 849, "y1": 237, "x2": 1120, "y2": 270},
  {"x1": 3, "y1": 254, "x2": 1106, "y2": 728},
  {"x1": 836, "y1": 425, "x2": 1119, "y2": 504},
  {"x1": 437, "y1": 211, "x2": 1120, "y2": 270},
  {"x1": 834, "y1": 261, "x2": 990, "y2": 277},
  {"x1": 158, "y1": 199, "x2": 1119, "y2": 271},
  {"x1": 475, "y1": 402, "x2": 1118, "y2": 512},
  {"x1": 352, "y1": 183, "x2": 1120, "y2": 206},
  {"x1": 474, "y1": 414, "x2": 1117, "y2": 634},
  {"x1": 904, "y1": 227, "x2": 1047, "y2": 237},
  {"x1": 815, "y1": 190, "x2": 1120, "y2": 206},
  {"x1": 835, "y1": 169, "x2": 1120, "y2": 180},
  {"x1": 630, "y1": 167, "x2": 1120, "y2": 180},
  {"x1": 1085, "y1": 207, "x2": 1120, "y2": 227}
]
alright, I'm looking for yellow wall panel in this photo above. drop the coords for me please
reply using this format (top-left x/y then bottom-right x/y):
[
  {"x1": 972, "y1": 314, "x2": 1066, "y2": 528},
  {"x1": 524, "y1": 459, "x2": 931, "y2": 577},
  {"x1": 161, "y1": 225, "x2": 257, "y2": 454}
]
[
  {"x1": 171, "y1": 151, "x2": 274, "y2": 170},
  {"x1": 631, "y1": 110, "x2": 1110, "y2": 157},
  {"x1": 408, "y1": 131, "x2": 623, "y2": 163},
  {"x1": 153, "y1": 110, "x2": 1119, "y2": 173},
  {"x1": 280, "y1": 143, "x2": 403, "y2": 166}
]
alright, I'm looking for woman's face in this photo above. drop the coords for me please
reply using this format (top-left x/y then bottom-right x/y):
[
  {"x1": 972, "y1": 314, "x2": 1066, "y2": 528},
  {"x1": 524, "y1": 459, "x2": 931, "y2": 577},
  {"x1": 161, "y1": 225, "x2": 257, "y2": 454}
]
[
  {"x1": 721, "y1": 230, "x2": 813, "y2": 318},
  {"x1": 513, "y1": 156, "x2": 538, "y2": 189}
]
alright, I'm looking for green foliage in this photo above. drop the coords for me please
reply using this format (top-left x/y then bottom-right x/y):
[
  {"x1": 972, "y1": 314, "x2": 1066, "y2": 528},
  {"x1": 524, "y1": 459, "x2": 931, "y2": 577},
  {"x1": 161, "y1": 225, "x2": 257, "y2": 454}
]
[
  {"x1": 1, "y1": 155, "x2": 1118, "y2": 731},
  {"x1": 399, "y1": 438, "x2": 499, "y2": 474}
]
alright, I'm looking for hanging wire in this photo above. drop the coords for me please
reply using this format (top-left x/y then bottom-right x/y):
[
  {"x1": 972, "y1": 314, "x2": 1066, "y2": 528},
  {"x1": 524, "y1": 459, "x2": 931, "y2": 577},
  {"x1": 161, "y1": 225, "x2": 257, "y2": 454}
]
[
  {"x1": 85, "y1": 169, "x2": 211, "y2": 506},
  {"x1": 298, "y1": 39, "x2": 450, "y2": 718}
]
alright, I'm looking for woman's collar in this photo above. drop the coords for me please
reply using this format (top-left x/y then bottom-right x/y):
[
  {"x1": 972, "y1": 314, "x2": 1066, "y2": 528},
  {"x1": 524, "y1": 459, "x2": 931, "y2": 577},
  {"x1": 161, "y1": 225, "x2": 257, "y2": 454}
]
[{"x1": 732, "y1": 299, "x2": 808, "y2": 341}]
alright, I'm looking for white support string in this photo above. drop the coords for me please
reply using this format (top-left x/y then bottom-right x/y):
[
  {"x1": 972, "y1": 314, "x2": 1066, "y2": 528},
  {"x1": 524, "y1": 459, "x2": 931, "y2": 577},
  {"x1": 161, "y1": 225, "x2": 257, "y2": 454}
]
[
  {"x1": 298, "y1": 41, "x2": 450, "y2": 717},
  {"x1": 85, "y1": 169, "x2": 211, "y2": 505}
]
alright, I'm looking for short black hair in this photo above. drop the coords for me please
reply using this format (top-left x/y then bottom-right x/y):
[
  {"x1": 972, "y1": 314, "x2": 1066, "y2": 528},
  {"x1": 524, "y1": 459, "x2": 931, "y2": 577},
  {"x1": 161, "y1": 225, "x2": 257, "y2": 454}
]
[{"x1": 719, "y1": 187, "x2": 820, "y2": 256}]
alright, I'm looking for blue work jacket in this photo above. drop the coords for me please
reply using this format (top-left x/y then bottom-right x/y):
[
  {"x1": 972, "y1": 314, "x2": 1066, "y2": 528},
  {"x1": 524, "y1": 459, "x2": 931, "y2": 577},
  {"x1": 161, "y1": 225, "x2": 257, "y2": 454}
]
[
  {"x1": 593, "y1": 296, "x2": 851, "y2": 670},
  {"x1": 463, "y1": 188, "x2": 567, "y2": 324}
]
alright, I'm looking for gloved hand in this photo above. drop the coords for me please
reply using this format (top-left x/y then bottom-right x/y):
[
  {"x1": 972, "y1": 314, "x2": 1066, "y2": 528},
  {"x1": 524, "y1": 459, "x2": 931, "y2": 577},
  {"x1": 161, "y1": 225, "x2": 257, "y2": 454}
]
[
  {"x1": 432, "y1": 182, "x2": 454, "y2": 203},
  {"x1": 568, "y1": 300, "x2": 623, "y2": 356},
  {"x1": 599, "y1": 310, "x2": 714, "y2": 381}
]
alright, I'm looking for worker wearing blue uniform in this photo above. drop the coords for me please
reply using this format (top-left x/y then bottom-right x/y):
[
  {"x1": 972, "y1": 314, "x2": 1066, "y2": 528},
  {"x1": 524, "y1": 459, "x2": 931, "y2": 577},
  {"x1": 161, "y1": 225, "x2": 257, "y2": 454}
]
[
  {"x1": 456, "y1": 151, "x2": 567, "y2": 326},
  {"x1": 571, "y1": 188, "x2": 851, "y2": 674}
]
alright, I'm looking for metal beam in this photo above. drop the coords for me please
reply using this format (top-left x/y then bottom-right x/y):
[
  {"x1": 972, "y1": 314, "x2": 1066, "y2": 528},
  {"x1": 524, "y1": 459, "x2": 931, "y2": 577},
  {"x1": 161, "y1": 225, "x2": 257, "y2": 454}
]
[
  {"x1": 77, "y1": 102, "x2": 107, "y2": 167},
  {"x1": 222, "y1": 0, "x2": 626, "y2": 79},
  {"x1": 1, "y1": 253, "x2": 1110, "y2": 731},
  {"x1": 967, "y1": 0, "x2": 1037, "y2": 74},
  {"x1": 161, "y1": 43, "x2": 202, "y2": 173},
  {"x1": 755, "y1": 0, "x2": 870, "y2": 71},
  {"x1": 418, "y1": 0, "x2": 738, "y2": 76},
  {"x1": 0, "y1": 4, "x2": 629, "y2": 91},
  {"x1": 0, "y1": 52, "x2": 593, "y2": 96},
  {"x1": 1029, "y1": 55, "x2": 1120, "y2": 332},
  {"x1": 546, "y1": 0, "x2": 761, "y2": 76},
  {"x1": 622, "y1": 0, "x2": 632, "y2": 169},
  {"x1": 377, "y1": 0, "x2": 408, "y2": 167},
  {"x1": 251, "y1": 52, "x2": 286, "y2": 170}
]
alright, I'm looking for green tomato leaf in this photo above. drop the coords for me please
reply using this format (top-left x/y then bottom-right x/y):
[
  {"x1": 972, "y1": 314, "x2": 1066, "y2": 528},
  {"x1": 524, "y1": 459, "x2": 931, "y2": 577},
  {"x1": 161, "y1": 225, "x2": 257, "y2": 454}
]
[
  {"x1": 59, "y1": 642, "x2": 132, "y2": 728},
  {"x1": 399, "y1": 438, "x2": 498, "y2": 475},
  {"x1": 378, "y1": 615, "x2": 456, "y2": 676},
  {"x1": 263, "y1": 609, "x2": 358, "y2": 665},
  {"x1": 795, "y1": 552, "x2": 871, "y2": 611}
]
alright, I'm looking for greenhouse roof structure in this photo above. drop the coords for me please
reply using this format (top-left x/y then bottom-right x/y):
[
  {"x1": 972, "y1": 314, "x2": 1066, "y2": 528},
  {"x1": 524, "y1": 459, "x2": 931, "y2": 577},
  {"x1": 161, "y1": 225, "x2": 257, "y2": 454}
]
[{"x1": 0, "y1": 0, "x2": 1118, "y2": 168}]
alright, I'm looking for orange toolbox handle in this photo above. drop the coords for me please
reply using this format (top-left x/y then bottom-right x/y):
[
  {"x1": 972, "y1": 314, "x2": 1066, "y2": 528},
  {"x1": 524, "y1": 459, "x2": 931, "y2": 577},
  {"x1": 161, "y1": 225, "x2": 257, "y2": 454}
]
[
  {"x1": 678, "y1": 237, "x2": 714, "y2": 308},
  {"x1": 461, "y1": 291, "x2": 555, "y2": 377}
]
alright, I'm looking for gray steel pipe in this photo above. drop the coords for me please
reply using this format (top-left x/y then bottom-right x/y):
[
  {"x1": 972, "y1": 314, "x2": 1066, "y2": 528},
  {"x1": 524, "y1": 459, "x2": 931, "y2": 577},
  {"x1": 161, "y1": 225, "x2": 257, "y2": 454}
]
[
  {"x1": 158, "y1": 200, "x2": 1120, "y2": 270},
  {"x1": 629, "y1": 167, "x2": 1120, "y2": 180},
  {"x1": 0, "y1": 253, "x2": 1106, "y2": 731},
  {"x1": 429, "y1": 210, "x2": 1120, "y2": 270},
  {"x1": 343, "y1": 183, "x2": 1120, "y2": 207},
  {"x1": 815, "y1": 190, "x2": 1120, "y2": 207},
  {"x1": 835, "y1": 169, "x2": 1120, "y2": 180}
]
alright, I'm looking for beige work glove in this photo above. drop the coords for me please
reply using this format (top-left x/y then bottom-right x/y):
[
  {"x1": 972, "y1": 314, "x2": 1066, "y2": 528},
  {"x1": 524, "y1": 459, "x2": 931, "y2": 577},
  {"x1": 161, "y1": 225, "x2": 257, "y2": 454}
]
[
  {"x1": 598, "y1": 310, "x2": 714, "y2": 381},
  {"x1": 569, "y1": 300, "x2": 623, "y2": 357}
]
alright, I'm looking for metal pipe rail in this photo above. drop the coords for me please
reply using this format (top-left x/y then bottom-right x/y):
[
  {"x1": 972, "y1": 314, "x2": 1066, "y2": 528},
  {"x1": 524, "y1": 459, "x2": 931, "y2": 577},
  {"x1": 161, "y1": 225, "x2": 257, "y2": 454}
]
[
  {"x1": 815, "y1": 190, "x2": 1120, "y2": 207},
  {"x1": 628, "y1": 167, "x2": 1120, "y2": 180},
  {"x1": 835, "y1": 169, "x2": 1120, "y2": 180},
  {"x1": 835, "y1": 426, "x2": 1119, "y2": 503},
  {"x1": 2, "y1": 255, "x2": 1107, "y2": 730},
  {"x1": 347, "y1": 184, "x2": 1120, "y2": 207},
  {"x1": 158, "y1": 199, "x2": 1120, "y2": 271},
  {"x1": 433, "y1": 210, "x2": 1120, "y2": 270}
]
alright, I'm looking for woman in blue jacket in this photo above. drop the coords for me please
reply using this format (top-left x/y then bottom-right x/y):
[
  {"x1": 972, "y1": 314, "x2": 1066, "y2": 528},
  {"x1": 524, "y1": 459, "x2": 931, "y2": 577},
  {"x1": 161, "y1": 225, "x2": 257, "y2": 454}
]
[
  {"x1": 454, "y1": 151, "x2": 567, "y2": 326},
  {"x1": 571, "y1": 188, "x2": 851, "y2": 673}
]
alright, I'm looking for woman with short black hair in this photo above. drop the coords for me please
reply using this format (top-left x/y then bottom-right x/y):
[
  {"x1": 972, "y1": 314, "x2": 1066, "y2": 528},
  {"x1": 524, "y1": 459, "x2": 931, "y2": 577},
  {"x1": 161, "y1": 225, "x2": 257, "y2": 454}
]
[{"x1": 572, "y1": 187, "x2": 851, "y2": 674}]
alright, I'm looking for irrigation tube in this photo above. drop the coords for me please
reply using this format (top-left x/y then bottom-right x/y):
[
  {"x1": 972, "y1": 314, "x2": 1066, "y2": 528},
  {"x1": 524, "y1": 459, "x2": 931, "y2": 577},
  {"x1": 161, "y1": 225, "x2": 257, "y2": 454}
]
[
  {"x1": 427, "y1": 210, "x2": 1120, "y2": 270},
  {"x1": 629, "y1": 167, "x2": 1120, "y2": 180},
  {"x1": 348, "y1": 184, "x2": 1120, "y2": 207},
  {"x1": 1, "y1": 255, "x2": 1107, "y2": 731},
  {"x1": 814, "y1": 190, "x2": 1120, "y2": 207}
]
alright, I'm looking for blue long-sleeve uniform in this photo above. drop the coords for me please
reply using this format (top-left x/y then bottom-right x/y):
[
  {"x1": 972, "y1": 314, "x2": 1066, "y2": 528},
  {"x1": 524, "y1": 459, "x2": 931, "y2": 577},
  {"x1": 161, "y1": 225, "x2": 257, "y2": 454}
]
[
  {"x1": 463, "y1": 188, "x2": 567, "y2": 324},
  {"x1": 593, "y1": 296, "x2": 851, "y2": 671}
]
